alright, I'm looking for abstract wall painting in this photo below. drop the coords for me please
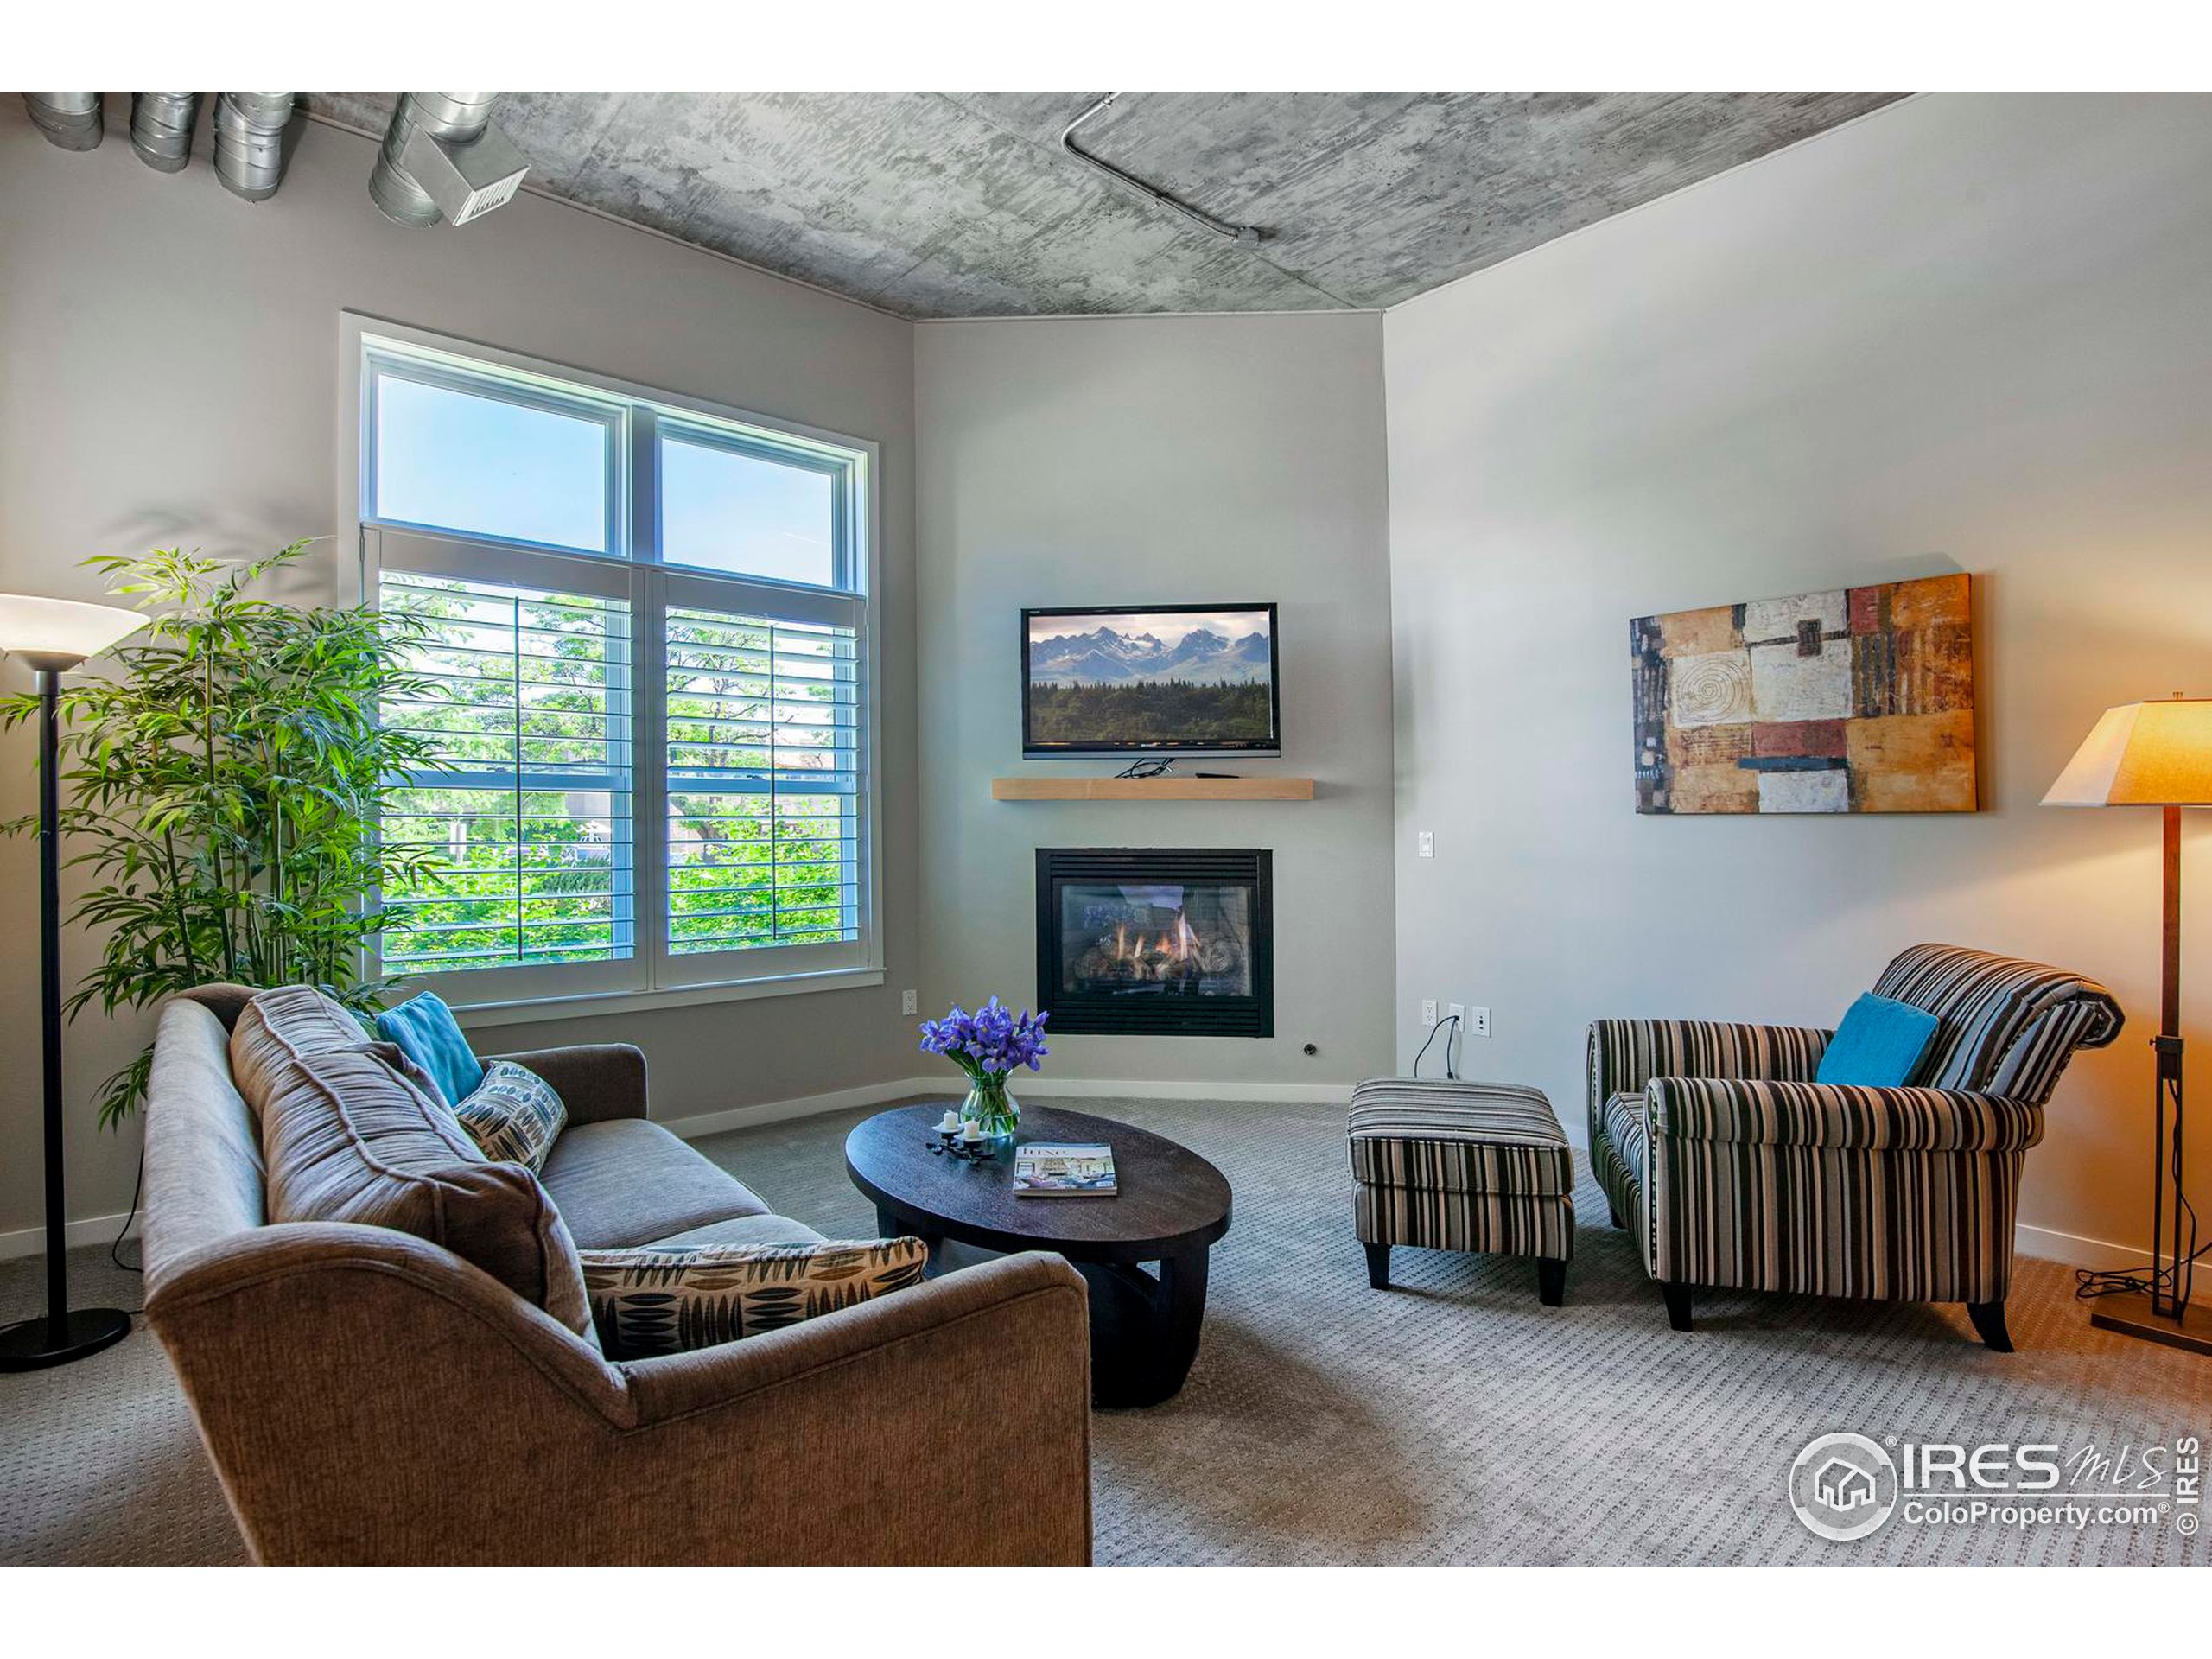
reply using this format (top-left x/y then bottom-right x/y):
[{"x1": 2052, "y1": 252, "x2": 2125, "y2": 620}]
[{"x1": 1632, "y1": 574, "x2": 1975, "y2": 814}]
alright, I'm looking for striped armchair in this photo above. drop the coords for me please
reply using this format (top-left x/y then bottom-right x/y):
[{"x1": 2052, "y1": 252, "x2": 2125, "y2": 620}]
[{"x1": 1588, "y1": 944, "x2": 2123, "y2": 1350}]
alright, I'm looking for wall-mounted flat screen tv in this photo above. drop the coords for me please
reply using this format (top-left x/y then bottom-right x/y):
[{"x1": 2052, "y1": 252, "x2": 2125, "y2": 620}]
[{"x1": 1022, "y1": 603, "x2": 1281, "y2": 758}]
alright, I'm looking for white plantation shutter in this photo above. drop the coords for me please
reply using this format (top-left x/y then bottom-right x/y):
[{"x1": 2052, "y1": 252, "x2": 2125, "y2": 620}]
[
  {"x1": 359, "y1": 326, "x2": 876, "y2": 1008},
  {"x1": 378, "y1": 566, "x2": 636, "y2": 981},
  {"x1": 662, "y1": 584, "x2": 863, "y2": 974}
]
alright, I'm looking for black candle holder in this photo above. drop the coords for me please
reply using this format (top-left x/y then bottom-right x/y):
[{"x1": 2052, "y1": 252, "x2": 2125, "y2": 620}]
[{"x1": 923, "y1": 1127, "x2": 1003, "y2": 1164}]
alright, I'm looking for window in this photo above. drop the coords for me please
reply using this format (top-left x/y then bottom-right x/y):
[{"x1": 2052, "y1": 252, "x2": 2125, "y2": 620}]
[
  {"x1": 378, "y1": 572, "x2": 634, "y2": 974},
  {"x1": 370, "y1": 359, "x2": 619, "y2": 554},
  {"x1": 354, "y1": 327, "x2": 876, "y2": 1012},
  {"x1": 664, "y1": 600, "x2": 860, "y2": 955},
  {"x1": 659, "y1": 427, "x2": 841, "y2": 586}
]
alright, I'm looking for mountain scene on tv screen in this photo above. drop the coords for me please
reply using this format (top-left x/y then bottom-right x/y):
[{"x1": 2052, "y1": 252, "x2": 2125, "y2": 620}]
[{"x1": 1028, "y1": 613, "x2": 1273, "y2": 745}]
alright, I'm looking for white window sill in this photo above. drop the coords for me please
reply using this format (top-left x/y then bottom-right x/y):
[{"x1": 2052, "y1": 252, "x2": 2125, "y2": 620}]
[{"x1": 450, "y1": 966, "x2": 886, "y2": 1031}]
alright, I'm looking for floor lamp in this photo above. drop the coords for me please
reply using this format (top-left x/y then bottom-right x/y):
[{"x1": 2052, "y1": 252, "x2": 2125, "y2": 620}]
[
  {"x1": 0, "y1": 594, "x2": 145, "y2": 1371},
  {"x1": 2044, "y1": 694, "x2": 2212, "y2": 1356}
]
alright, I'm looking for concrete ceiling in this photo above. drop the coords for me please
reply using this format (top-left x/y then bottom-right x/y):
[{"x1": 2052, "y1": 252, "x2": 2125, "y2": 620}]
[{"x1": 305, "y1": 92, "x2": 1906, "y2": 319}]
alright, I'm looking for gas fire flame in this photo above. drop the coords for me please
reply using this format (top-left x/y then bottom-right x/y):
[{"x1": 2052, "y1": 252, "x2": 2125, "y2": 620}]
[{"x1": 1112, "y1": 915, "x2": 1199, "y2": 963}]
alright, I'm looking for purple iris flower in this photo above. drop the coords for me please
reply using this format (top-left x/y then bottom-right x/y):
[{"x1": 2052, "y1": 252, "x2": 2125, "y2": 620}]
[{"x1": 918, "y1": 995, "x2": 1050, "y2": 1079}]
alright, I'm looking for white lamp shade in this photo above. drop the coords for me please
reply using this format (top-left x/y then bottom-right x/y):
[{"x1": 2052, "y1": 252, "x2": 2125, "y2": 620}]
[
  {"x1": 2043, "y1": 697, "x2": 2212, "y2": 807},
  {"x1": 0, "y1": 594, "x2": 146, "y2": 669}
]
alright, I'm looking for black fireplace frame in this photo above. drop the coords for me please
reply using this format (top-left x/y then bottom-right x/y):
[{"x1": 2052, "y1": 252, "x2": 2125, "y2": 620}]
[{"x1": 1035, "y1": 848, "x2": 1274, "y2": 1038}]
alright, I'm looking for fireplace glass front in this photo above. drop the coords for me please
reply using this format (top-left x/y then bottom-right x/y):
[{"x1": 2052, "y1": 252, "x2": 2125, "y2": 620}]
[{"x1": 1036, "y1": 849, "x2": 1272, "y2": 1037}]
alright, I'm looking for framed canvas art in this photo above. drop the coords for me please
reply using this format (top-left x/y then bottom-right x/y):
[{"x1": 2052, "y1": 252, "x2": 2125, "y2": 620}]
[{"x1": 1632, "y1": 574, "x2": 1975, "y2": 814}]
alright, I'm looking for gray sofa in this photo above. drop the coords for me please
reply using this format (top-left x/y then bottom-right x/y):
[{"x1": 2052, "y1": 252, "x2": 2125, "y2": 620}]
[{"x1": 140, "y1": 985, "x2": 1093, "y2": 1565}]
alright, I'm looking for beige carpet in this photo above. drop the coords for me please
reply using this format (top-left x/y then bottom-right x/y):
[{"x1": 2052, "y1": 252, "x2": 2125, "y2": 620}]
[{"x1": 3, "y1": 1094, "x2": 2203, "y2": 1566}]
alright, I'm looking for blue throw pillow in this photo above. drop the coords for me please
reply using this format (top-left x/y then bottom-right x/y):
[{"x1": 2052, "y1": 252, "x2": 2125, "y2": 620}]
[
  {"x1": 373, "y1": 992, "x2": 484, "y2": 1108},
  {"x1": 1816, "y1": 993, "x2": 1941, "y2": 1088}
]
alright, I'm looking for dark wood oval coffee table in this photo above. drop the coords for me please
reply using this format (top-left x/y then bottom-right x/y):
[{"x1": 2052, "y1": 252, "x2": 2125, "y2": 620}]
[{"x1": 845, "y1": 1102, "x2": 1232, "y2": 1408}]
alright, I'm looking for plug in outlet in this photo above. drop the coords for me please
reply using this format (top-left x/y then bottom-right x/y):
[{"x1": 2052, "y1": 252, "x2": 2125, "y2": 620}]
[
  {"x1": 1468, "y1": 1006, "x2": 1491, "y2": 1038},
  {"x1": 1419, "y1": 999, "x2": 1438, "y2": 1028},
  {"x1": 900, "y1": 989, "x2": 918, "y2": 1016},
  {"x1": 1446, "y1": 1002, "x2": 1465, "y2": 1031}
]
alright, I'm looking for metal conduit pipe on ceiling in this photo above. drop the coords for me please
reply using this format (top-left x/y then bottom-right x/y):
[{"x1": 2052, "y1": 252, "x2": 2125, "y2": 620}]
[
  {"x1": 1058, "y1": 92, "x2": 1265, "y2": 249},
  {"x1": 130, "y1": 92, "x2": 202, "y2": 173},
  {"x1": 22, "y1": 93, "x2": 104, "y2": 151},
  {"x1": 213, "y1": 92, "x2": 296, "y2": 200}
]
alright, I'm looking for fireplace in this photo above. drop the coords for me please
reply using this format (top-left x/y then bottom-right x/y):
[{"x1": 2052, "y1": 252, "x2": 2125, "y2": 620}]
[{"x1": 1035, "y1": 849, "x2": 1273, "y2": 1037}]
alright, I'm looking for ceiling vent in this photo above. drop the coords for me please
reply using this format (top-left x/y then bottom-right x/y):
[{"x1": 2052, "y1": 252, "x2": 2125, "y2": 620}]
[{"x1": 369, "y1": 92, "x2": 531, "y2": 228}]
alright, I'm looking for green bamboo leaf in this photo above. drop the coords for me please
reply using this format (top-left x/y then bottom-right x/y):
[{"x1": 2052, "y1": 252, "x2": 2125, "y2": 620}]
[{"x1": 1, "y1": 541, "x2": 436, "y2": 1126}]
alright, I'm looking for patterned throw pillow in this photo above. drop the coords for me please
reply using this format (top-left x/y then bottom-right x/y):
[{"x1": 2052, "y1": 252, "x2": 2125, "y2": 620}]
[
  {"x1": 579, "y1": 1238, "x2": 929, "y2": 1358},
  {"x1": 452, "y1": 1060, "x2": 567, "y2": 1173}
]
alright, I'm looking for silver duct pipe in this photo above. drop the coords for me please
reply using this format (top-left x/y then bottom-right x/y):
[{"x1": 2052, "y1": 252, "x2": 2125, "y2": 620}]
[
  {"x1": 22, "y1": 93, "x2": 104, "y2": 151},
  {"x1": 371, "y1": 92, "x2": 528, "y2": 228},
  {"x1": 371, "y1": 92, "x2": 498, "y2": 225},
  {"x1": 130, "y1": 92, "x2": 201, "y2": 173},
  {"x1": 213, "y1": 92, "x2": 296, "y2": 201}
]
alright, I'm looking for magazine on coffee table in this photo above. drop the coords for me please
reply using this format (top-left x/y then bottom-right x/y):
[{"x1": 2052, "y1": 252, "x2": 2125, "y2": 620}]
[{"x1": 1013, "y1": 1142, "x2": 1117, "y2": 1197}]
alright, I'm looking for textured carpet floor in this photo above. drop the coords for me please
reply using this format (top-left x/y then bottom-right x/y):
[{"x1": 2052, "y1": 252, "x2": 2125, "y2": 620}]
[{"x1": 3, "y1": 1094, "x2": 2204, "y2": 1565}]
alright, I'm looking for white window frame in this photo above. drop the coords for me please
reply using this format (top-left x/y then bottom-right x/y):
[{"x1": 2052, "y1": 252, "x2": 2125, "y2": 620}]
[{"x1": 340, "y1": 312, "x2": 884, "y2": 1025}]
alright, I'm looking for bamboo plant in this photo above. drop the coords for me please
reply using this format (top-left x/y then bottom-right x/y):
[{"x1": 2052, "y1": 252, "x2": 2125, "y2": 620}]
[{"x1": 0, "y1": 543, "x2": 445, "y2": 1126}]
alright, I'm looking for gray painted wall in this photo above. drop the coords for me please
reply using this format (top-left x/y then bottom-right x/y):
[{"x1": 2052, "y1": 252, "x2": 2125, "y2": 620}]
[
  {"x1": 1384, "y1": 92, "x2": 2212, "y2": 1255},
  {"x1": 11, "y1": 86, "x2": 2198, "y2": 1268},
  {"x1": 0, "y1": 99, "x2": 921, "y2": 1240},
  {"x1": 914, "y1": 315, "x2": 1396, "y2": 1094}
]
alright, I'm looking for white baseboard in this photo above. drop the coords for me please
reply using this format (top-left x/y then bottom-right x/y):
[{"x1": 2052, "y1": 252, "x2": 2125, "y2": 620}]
[
  {"x1": 659, "y1": 1075, "x2": 945, "y2": 1141},
  {"x1": 662, "y1": 1071, "x2": 1357, "y2": 1141},
  {"x1": 2012, "y1": 1219, "x2": 2145, "y2": 1270},
  {"x1": 0, "y1": 1211, "x2": 141, "y2": 1262},
  {"x1": 1011, "y1": 1075, "x2": 1355, "y2": 1106}
]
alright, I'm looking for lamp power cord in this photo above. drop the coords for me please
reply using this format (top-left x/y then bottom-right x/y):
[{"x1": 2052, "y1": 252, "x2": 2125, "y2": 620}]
[
  {"x1": 1413, "y1": 1014, "x2": 1462, "y2": 1080},
  {"x1": 2074, "y1": 1080, "x2": 2200, "y2": 1310}
]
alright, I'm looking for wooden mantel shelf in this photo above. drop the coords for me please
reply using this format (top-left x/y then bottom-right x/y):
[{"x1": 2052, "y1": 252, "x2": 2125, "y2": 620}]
[{"x1": 991, "y1": 776, "x2": 1316, "y2": 802}]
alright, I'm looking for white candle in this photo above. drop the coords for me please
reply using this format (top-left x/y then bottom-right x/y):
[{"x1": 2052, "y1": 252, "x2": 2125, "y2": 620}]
[
  {"x1": 960, "y1": 1119, "x2": 982, "y2": 1142},
  {"x1": 937, "y1": 1109, "x2": 961, "y2": 1133}
]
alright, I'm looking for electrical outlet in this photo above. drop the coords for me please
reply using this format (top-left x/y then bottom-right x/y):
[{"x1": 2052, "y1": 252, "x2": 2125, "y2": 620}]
[
  {"x1": 1416, "y1": 830, "x2": 1435, "y2": 859},
  {"x1": 1419, "y1": 998, "x2": 1438, "y2": 1027},
  {"x1": 900, "y1": 989, "x2": 918, "y2": 1016},
  {"x1": 1469, "y1": 1006, "x2": 1492, "y2": 1038},
  {"x1": 1446, "y1": 1002, "x2": 1465, "y2": 1028}
]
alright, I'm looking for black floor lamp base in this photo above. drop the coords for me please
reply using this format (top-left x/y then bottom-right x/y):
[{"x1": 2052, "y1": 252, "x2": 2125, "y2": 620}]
[
  {"x1": 0, "y1": 1306, "x2": 132, "y2": 1372},
  {"x1": 2088, "y1": 1290, "x2": 2212, "y2": 1357}
]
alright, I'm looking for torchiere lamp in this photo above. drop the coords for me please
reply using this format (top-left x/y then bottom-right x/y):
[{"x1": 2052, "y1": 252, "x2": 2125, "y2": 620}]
[
  {"x1": 2044, "y1": 693, "x2": 2212, "y2": 1356},
  {"x1": 0, "y1": 594, "x2": 145, "y2": 1370}
]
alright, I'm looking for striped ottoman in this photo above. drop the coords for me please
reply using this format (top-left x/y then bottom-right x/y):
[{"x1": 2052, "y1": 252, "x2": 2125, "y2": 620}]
[{"x1": 1349, "y1": 1078, "x2": 1574, "y2": 1306}]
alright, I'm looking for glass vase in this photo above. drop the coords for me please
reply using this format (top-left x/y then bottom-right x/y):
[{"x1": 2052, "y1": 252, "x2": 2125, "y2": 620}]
[{"x1": 962, "y1": 1077, "x2": 1020, "y2": 1152}]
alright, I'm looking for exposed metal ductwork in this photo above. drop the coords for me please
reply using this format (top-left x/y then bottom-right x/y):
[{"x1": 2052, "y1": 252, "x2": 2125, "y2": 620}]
[
  {"x1": 130, "y1": 92, "x2": 201, "y2": 173},
  {"x1": 213, "y1": 92, "x2": 296, "y2": 201},
  {"x1": 370, "y1": 92, "x2": 531, "y2": 228},
  {"x1": 22, "y1": 93, "x2": 104, "y2": 151}
]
